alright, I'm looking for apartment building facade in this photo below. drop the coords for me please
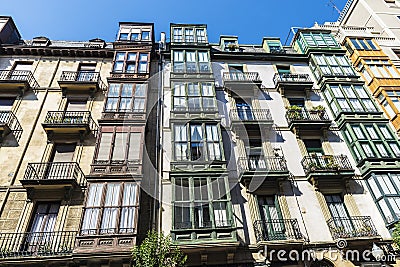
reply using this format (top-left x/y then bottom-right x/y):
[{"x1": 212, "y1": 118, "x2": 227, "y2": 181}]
[
  {"x1": 0, "y1": 14, "x2": 398, "y2": 267},
  {"x1": 0, "y1": 17, "x2": 156, "y2": 266}
]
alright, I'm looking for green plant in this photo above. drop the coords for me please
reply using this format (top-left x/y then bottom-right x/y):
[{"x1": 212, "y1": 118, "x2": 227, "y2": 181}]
[
  {"x1": 287, "y1": 105, "x2": 303, "y2": 120},
  {"x1": 312, "y1": 105, "x2": 325, "y2": 111},
  {"x1": 392, "y1": 221, "x2": 400, "y2": 249},
  {"x1": 131, "y1": 231, "x2": 187, "y2": 267}
]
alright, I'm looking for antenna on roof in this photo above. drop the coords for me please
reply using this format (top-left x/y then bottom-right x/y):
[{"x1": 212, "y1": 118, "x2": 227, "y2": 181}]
[{"x1": 327, "y1": 0, "x2": 341, "y2": 15}]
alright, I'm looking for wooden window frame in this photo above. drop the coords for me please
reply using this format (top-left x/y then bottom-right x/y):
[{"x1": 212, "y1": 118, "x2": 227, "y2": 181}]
[
  {"x1": 80, "y1": 182, "x2": 140, "y2": 235},
  {"x1": 94, "y1": 126, "x2": 144, "y2": 165},
  {"x1": 105, "y1": 83, "x2": 147, "y2": 113},
  {"x1": 112, "y1": 51, "x2": 150, "y2": 74}
]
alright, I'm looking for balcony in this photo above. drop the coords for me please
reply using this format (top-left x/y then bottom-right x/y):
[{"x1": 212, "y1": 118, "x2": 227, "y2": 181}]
[
  {"x1": 0, "y1": 111, "x2": 22, "y2": 142},
  {"x1": 273, "y1": 73, "x2": 313, "y2": 94},
  {"x1": 285, "y1": 107, "x2": 331, "y2": 132},
  {"x1": 0, "y1": 70, "x2": 39, "y2": 95},
  {"x1": 230, "y1": 109, "x2": 273, "y2": 125},
  {"x1": 253, "y1": 219, "x2": 303, "y2": 244},
  {"x1": 301, "y1": 155, "x2": 355, "y2": 184},
  {"x1": 58, "y1": 71, "x2": 105, "y2": 95},
  {"x1": 237, "y1": 156, "x2": 289, "y2": 188},
  {"x1": 327, "y1": 216, "x2": 378, "y2": 240},
  {"x1": 223, "y1": 72, "x2": 261, "y2": 88},
  {"x1": 21, "y1": 162, "x2": 85, "y2": 189},
  {"x1": 0, "y1": 231, "x2": 76, "y2": 258},
  {"x1": 42, "y1": 111, "x2": 98, "y2": 139}
]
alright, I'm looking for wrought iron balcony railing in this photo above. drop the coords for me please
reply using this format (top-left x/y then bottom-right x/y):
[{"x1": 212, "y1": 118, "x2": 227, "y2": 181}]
[
  {"x1": 0, "y1": 111, "x2": 22, "y2": 141},
  {"x1": 43, "y1": 111, "x2": 97, "y2": 133},
  {"x1": 301, "y1": 155, "x2": 353, "y2": 175},
  {"x1": 237, "y1": 155, "x2": 288, "y2": 173},
  {"x1": 174, "y1": 220, "x2": 233, "y2": 230},
  {"x1": 59, "y1": 71, "x2": 106, "y2": 91},
  {"x1": 286, "y1": 108, "x2": 330, "y2": 124},
  {"x1": 230, "y1": 109, "x2": 273, "y2": 122},
  {"x1": 327, "y1": 216, "x2": 378, "y2": 240},
  {"x1": 24, "y1": 162, "x2": 85, "y2": 186},
  {"x1": 60, "y1": 71, "x2": 100, "y2": 83},
  {"x1": 273, "y1": 73, "x2": 312, "y2": 85},
  {"x1": 0, "y1": 231, "x2": 76, "y2": 258},
  {"x1": 0, "y1": 70, "x2": 39, "y2": 89},
  {"x1": 253, "y1": 219, "x2": 303, "y2": 242},
  {"x1": 223, "y1": 72, "x2": 260, "y2": 82}
]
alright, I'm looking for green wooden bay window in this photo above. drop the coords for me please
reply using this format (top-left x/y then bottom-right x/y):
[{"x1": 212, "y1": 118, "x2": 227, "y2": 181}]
[
  {"x1": 172, "y1": 50, "x2": 210, "y2": 73},
  {"x1": 173, "y1": 123, "x2": 223, "y2": 161},
  {"x1": 172, "y1": 81, "x2": 216, "y2": 111},
  {"x1": 173, "y1": 177, "x2": 232, "y2": 230}
]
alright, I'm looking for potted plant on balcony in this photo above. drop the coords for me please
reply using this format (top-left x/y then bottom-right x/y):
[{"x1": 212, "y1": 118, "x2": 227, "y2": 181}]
[
  {"x1": 287, "y1": 105, "x2": 303, "y2": 120},
  {"x1": 227, "y1": 43, "x2": 239, "y2": 51},
  {"x1": 311, "y1": 105, "x2": 326, "y2": 118}
]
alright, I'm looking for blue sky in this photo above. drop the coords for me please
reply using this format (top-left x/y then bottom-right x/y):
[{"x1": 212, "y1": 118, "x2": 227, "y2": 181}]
[{"x1": 3, "y1": 0, "x2": 348, "y2": 45}]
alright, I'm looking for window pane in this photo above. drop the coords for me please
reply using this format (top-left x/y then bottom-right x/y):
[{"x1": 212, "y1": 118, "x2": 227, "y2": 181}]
[
  {"x1": 175, "y1": 178, "x2": 189, "y2": 201},
  {"x1": 368, "y1": 177, "x2": 382, "y2": 199},
  {"x1": 213, "y1": 202, "x2": 228, "y2": 227},
  {"x1": 113, "y1": 62, "x2": 123, "y2": 72},
  {"x1": 194, "y1": 179, "x2": 208, "y2": 201},
  {"x1": 141, "y1": 31, "x2": 150, "y2": 40},
  {"x1": 175, "y1": 125, "x2": 187, "y2": 141},
  {"x1": 379, "y1": 174, "x2": 397, "y2": 194},
  {"x1": 212, "y1": 178, "x2": 227, "y2": 200},
  {"x1": 128, "y1": 133, "x2": 141, "y2": 160},
  {"x1": 202, "y1": 83, "x2": 213, "y2": 96},
  {"x1": 108, "y1": 84, "x2": 120, "y2": 97},
  {"x1": 389, "y1": 143, "x2": 400, "y2": 157},
  {"x1": 135, "y1": 84, "x2": 146, "y2": 96},
  {"x1": 116, "y1": 52, "x2": 125, "y2": 61},
  {"x1": 376, "y1": 143, "x2": 389, "y2": 157},
  {"x1": 113, "y1": 132, "x2": 128, "y2": 161},
  {"x1": 127, "y1": 53, "x2": 137, "y2": 61},
  {"x1": 190, "y1": 125, "x2": 203, "y2": 141},
  {"x1": 352, "y1": 126, "x2": 365, "y2": 139},
  {"x1": 365, "y1": 126, "x2": 378, "y2": 139},
  {"x1": 97, "y1": 133, "x2": 112, "y2": 161},
  {"x1": 379, "y1": 126, "x2": 393, "y2": 139},
  {"x1": 361, "y1": 143, "x2": 374, "y2": 157}
]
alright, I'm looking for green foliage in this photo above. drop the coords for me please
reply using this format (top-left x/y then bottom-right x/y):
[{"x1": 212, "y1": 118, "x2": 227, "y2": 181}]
[
  {"x1": 131, "y1": 231, "x2": 187, "y2": 267},
  {"x1": 392, "y1": 222, "x2": 400, "y2": 249}
]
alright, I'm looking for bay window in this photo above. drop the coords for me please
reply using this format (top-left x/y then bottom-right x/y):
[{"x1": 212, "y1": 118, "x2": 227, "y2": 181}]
[
  {"x1": 311, "y1": 55, "x2": 356, "y2": 79},
  {"x1": 112, "y1": 52, "x2": 149, "y2": 73},
  {"x1": 172, "y1": 50, "x2": 210, "y2": 73},
  {"x1": 173, "y1": 177, "x2": 231, "y2": 230},
  {"x1": 324, "y1": 84, "x2": 377, "y2": 115},
  {"x1": 173, "y1": 123, "x2": 223, "y2": 161},
  {"x1": 172, "y1": 27, "x2": 207, "y2": 43},
  {"x1": 81, "y1": 182, "x2": 139, "y2": 235},
  {"x1": 172, "y1": 82, "x2": 216, "y2": 111},
  {"x1": 105, "y1": 83, "x2": 147, "y2": 112},
  {"x1": 95, "y1": 127, "x2": 142, "y2": 164}
]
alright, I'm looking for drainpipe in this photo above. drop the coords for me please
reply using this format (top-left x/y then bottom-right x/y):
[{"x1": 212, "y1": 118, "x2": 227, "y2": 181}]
[{"x1": 155, "y1": 32, "x2": 166, "y2": 234}]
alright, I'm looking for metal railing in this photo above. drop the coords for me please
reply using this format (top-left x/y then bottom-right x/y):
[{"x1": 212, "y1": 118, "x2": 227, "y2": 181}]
[
  {"x1": 44, "y1": 111, "x2": 97, "y2": 133},
  {"x1": 174, "y1": 220, "x2": 233, "y2": 230},
  {"x1": 0, "y1": 70, "x2": 39, "y2": 89},
  {"x1": 60, "y1": 71, "x2": 99, "y2": 82},
  {"x1": 273, "y1": 73, "x2": 312, "y2": 85},
  {"x1": 0, "y1": 231, "x2": 76, "y2": 258},
  {"x1": 24, "y1": 162, "x2": 85, "y2": 186},
  {"x1": 285, "y1": 108, "x2": 330, "y2": 123},
  {"x1": 238, "y1": 155, "x2": 288, "y2": 173},
  {"x1": 327, "y1": 216, "x2": 378, "y2": 239},
  {"x1": 230, "y1": 109, "x2": 272, "y2": 122},
  {"x1": 59, "y1": 71, "x2": 106, "y2": 91},
  {"x1": 0, "y1": 111, "x2": 22, "y2": 139},
  {"x1": 301, "y1": 155, "x2": 353, "y2": 175},
  {"x1": 253, "y1": 219, "x2": 303, "y2": 242},
  {"x1": 223, "y1": 72, "x2": 260, "y2": 82}
]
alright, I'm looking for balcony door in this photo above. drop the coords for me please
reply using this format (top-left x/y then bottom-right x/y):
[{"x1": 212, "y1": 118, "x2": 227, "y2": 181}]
[
  {"x1": 65, "y1": 100, "x2": 87, "y2": 123},
  {"x1": 277, "y1": 65, "x2": 291, "y2": 80},
  {"x1": 46, "y1": 143, "x2": 76, "y2": 179},
  {"x1": 11, "y1": 62, "x2": 32, "y2": 80},
  {"x1": 258, "y1": 196, "x2": 285, "y2": 240},
  {"x1": 77, "y1": 64, "x2": 96, "y2": 81},
  {"x1": 304, "y1": 139, "x2": 327, "y2": 169},
  {"x1": 24, "y1": 202, "x2": 60, "y2": 254},
  {"x1": 325, "y1": 195, "x2": 354, "y2": 233},
  {"x1": 228, "y1": 65, "x2": 244, "y2": 80},
  {"x1": 235, "y1": 99, "x2": 253, "y2": 121},
  {"x1": 246, "y1": 139, "x2": 266, "y2": 170}
]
